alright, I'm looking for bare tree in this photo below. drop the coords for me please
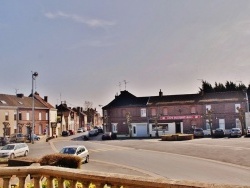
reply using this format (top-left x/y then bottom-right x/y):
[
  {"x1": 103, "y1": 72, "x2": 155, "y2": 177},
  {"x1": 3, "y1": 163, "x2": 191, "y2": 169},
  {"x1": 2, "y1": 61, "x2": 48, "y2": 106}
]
[{"x1": 84, "y1": 101, "x2": 93, "y2": 110}]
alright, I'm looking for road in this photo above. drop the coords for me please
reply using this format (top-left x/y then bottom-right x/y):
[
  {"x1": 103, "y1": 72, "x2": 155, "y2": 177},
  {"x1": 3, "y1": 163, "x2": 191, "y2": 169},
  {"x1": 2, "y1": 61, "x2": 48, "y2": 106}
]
[{"x1": 27, "y1": 133, "x2": 250, "y2": 187}]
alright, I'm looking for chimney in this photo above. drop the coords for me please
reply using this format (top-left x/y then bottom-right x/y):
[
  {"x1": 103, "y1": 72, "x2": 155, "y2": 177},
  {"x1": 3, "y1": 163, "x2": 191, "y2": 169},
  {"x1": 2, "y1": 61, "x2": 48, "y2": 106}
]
[
  {"x1": 159, "y1": 89, "x2": 163, "y2": 97},
  {"x1": 16, "y1": 93, "x2": 24, "y2": 98},
  {"x1": 44, "y1": 96, "x2": 48, "y2": 102}
]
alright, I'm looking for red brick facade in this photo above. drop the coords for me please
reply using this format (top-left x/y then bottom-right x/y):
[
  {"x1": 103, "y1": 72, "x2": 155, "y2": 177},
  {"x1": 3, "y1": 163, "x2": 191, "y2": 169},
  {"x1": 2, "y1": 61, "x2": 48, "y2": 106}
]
[{"x1": 103, "y1": 90, "x2": 248, "y2": 137}]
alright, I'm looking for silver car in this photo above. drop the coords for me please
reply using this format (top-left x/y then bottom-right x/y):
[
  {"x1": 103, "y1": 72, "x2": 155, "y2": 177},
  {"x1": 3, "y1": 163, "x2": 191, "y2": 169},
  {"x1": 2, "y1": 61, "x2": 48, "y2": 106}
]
[
  {"x1": 229, "y1": 128, "x2": 242, "y2": 137},
  {"x1": 0, "y1": 143, "x2": 29, "y2": 159},
  {"x1": 59, "y1": 145, "x2": 89, "y2": 163}
]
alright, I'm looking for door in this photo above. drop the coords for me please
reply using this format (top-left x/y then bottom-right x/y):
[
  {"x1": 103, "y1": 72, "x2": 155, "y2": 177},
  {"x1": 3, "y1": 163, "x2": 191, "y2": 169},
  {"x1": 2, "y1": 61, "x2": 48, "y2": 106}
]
[{"x1": 176, "y1": 122, "x2": 181, "y2": 133}]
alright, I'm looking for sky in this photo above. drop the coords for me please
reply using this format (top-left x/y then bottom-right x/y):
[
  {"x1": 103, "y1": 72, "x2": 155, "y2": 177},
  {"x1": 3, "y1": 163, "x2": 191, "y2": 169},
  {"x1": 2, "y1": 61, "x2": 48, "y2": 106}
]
[{"x1": 1, "y1": 1, "x2": 250, "y2": 113}]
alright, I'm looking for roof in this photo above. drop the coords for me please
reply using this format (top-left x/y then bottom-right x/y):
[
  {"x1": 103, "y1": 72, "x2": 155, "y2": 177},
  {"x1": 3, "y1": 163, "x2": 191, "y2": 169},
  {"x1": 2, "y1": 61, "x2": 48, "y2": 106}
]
[
  {"x1": 0, "y1": 93, "x2": 50, "y2": 109},
  {"x1": 103, "y1": 90, "x2": 247, "y2": 109},
  {"x1": 148, "y1": 94, "x2": 200, "y2": 105},
  {"x1": 103, "y1": 90, "x2": 149, "y2": 109},
  {"x1": 33, "y1": 92, "x2": 55, "y2": 109}
]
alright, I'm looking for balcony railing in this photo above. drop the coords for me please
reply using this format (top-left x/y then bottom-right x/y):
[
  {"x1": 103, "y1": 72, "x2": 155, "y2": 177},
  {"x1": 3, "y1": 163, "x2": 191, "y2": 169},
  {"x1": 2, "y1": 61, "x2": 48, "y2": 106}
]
[{"x1": 0, "y1": 165, "x2": 235, "y2": 188}]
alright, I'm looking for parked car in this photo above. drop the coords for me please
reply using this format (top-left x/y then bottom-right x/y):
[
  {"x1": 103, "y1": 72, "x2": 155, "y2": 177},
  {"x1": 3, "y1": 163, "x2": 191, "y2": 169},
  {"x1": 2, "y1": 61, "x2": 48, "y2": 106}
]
[
  {"x1": 246, "y1": 127, "x2": 250, "y2": 137},
  {"x1": 62, "y1": 131, "x2": 70, "y2": 137},
  {"x1": 0, "y1": 143, "x2": 29, "y2": 159},
  {"x1": 26, "y1": 134, "x2": 40, "y2": 141},
  {"x1": 102, "y1": 132, "x2": 113, "y2": 140},
  {"x1": 0, "y1": 137, "x2": 10, "y2": 146},
  {"x1": 193, "y1": 128, "x2": 204, "y2": 138},
  {"x1": 89, "y1": 129, "x2": 98, "y2": 137},
  {"x1": 102, "y1": 132, "x2": 117, "y2": 140},
  {"x1": 9, "y1": 133, "x2": 27, "y2": 143},
  {"x1": 68, "y1": 130, "x2": 75, "y2": 135},
  {"x1": 59, "y1": 145, "x2": 89, "y2": 163},
  {"x1": 98, "y1": 128, "x2": 104, "y2": 133},
  {"x1": 77, "y1": 128, "x2": 84, "y2": 133},
  {"x1": 213, "y1": 128, "x2": 225, "y2": 138},
  {"x1": 229, "y1": 128, "x2": 242, "y2": 138}
]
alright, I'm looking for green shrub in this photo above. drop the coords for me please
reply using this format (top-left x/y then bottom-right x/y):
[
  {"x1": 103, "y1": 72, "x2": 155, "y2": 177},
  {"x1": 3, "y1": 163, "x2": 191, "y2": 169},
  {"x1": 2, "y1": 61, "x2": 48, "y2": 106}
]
[{"x1": 39, "y1": 153, "x2": 82, "y2": 168}]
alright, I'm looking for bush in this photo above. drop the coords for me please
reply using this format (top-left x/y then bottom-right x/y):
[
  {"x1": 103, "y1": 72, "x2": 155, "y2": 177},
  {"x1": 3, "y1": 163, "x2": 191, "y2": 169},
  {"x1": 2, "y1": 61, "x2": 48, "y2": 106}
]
[{"x1": 39, "y1": 153, "x2": 82, "y2": 169}]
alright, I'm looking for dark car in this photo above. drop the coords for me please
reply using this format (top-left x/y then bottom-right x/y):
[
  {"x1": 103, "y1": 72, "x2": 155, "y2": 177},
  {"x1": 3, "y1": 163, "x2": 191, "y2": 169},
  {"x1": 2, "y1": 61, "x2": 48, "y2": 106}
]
[
  {"x1": 0, "y1": 137, "x2": 10, "y2": 146},
  {"x1": 193, "y1": 128, "x2": 204, "y2": 138},
  {"x1": 213, "y1": 128, "x2": 225, "y2": 138},
  {"x1": 102, "y1": 132, "x2": 117, "y2": 140},
  {"x1": 62, "y1": 131, "x2": 70, "y2": 137},
  {"x1": 89, "y1": 129, "x2": 99, "y2": 137}
]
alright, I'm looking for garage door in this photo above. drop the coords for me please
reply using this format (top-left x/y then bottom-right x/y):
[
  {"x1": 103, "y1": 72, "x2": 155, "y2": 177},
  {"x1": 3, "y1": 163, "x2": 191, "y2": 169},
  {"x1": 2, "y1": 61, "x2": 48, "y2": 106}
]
[{"x1": 136, "y1": 124, "x2": 148, "y2": 137}]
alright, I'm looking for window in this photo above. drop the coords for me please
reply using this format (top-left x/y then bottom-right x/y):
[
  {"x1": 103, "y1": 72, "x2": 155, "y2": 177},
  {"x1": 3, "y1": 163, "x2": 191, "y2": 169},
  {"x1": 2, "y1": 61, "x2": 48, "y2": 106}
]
[
  {"x1": 5, "y1": 112, "x2": 9, "y2": 121},
  {"x1": 163, "y1": 108, "x2": 168, "y2": 115},
  {"x1": 133, "y1": 126, "x2": 136, "y2": 134},
  {"x1": 39, "y1": 112, "x2": 42, "y2": 120},
  {"x1": 14, "y1": 112, "x2": 17, "y2": 121},
  {"x1": 26, "y1": 112, "x2": 30, "y2": 120},
  {"x1": 19, "y1": 113, "x2": 22, "y2": 120},
  {"x1": 46, "y1": 113, "x2": 48, "y2": 120},
  {"x1": 206, "y1": 105, "x2": 211, "y2": 113},
  {"x1": 235, "y1": 104, "x2": 241, "y2": 113},
  {"x1": 191, "y1": 107, "x2": 196, "y2": 114},
  {"x1": 104, "y1": 110, "x2": 107, "y2": 116},
  {"x1": 140, "y1": 108, "x2": 146, "y2": 117},
  {"x1": 151, "y1": 108, "x2": 156, "y2": 116},
  {"x1": 0, "y1": 100, "x2": 7, "y2": 104},
  {"x1": 112, "y1": 124, "x2": 117, "y2": 133}
]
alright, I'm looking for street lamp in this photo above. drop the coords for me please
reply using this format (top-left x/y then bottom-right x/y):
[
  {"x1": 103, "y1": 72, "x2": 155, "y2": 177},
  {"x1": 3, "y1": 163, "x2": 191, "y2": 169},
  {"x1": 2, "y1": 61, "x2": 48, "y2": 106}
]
[{"x1": 32, "y1": 71, "x2": 38, "y2": 144}]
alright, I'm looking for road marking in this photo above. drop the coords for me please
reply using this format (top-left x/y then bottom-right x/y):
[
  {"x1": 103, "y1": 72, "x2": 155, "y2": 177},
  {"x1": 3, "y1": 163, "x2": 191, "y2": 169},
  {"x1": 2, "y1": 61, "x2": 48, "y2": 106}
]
[{"x1": 89, "y1": 147, "x2": 130, "y2": 153}]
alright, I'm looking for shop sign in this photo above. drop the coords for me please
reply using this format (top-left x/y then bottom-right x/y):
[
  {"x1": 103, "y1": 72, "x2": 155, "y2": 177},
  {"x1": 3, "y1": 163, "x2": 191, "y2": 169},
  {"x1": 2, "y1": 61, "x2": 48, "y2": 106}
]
[{"x1": 160, "y1": 115, "x2": 201, "y2": 120}]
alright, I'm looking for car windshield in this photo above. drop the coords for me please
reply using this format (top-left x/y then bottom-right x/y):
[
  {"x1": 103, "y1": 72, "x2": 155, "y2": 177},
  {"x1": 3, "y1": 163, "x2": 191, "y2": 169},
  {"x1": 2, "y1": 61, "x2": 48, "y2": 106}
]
[
  {"x1": 60, "y1": 147, "x2": 76, "y2": 154},
  {"x1": 194, "y1": 129, "x2": 203, "y2": 131},
  {"x1": 2, "y1": 145, "x2": 15, "y2": 150}
]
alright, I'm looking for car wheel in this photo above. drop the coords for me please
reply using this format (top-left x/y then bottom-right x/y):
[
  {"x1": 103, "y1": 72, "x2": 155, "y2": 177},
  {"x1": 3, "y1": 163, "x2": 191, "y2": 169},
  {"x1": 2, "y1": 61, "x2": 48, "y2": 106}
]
[
  {"x1": 9, "y1": 153, "x2": 15, "y2": 159},
  {"x1": 24, "y1": 150, "x2": 28, "y2": 157},
  {"x1": 85, "y1": 155, "x2": 89, "y2": 163}
]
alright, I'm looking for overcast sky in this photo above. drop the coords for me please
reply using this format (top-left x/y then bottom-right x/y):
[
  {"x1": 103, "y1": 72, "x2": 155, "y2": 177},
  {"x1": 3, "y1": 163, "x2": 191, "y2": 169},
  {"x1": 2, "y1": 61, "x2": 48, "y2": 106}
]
[{"x1": 1, "y1": 1, "x2": 250, "y2": 113}]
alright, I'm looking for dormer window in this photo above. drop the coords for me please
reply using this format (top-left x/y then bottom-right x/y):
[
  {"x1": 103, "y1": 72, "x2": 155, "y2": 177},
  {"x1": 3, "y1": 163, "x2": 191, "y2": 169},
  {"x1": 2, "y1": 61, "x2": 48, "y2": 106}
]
[{"x1": 0, "y1": 100, "x2": 7, "y2": 104}]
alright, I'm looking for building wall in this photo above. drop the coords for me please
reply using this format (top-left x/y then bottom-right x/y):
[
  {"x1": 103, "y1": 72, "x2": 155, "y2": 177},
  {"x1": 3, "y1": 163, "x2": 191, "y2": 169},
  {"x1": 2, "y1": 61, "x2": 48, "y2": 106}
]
[
  {"x1": 104, "y1": 94, "x2": 247, "y2": 137},
  {"x1": 0, "y1": 107, "x2": 17, "y2": 136}
]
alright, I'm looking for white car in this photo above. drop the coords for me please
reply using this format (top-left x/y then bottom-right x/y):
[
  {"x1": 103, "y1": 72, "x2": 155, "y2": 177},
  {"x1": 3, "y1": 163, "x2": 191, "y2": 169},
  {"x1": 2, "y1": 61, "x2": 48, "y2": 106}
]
[
  {"x1": 59, "y1": 145, "x2": 89, "y2": 163},
  {"x1": 246, "y1": 127, "x2": 250, "y2": 137},
  {"x1": 0, "y1": 143, "x2": 29, "y2": 159},
  {"x1": 77, "y1": 128, "x2": 84, "y2": 133}
]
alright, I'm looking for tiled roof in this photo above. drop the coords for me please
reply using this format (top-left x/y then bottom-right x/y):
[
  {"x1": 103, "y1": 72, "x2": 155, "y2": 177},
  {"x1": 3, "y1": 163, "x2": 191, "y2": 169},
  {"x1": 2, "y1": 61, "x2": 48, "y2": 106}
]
[
  {"x1": 0, "y1": 93, "x2": 50, "y2": 109},
  {"x1": 103, "y1": 90, "x2": 247, "y2": 108},
  {"x1": 148, "y1": 94, "x2": 200, "y2": 105},
  {"x1": 33, "y1": 93, "x2": 55, "y2": 109}
]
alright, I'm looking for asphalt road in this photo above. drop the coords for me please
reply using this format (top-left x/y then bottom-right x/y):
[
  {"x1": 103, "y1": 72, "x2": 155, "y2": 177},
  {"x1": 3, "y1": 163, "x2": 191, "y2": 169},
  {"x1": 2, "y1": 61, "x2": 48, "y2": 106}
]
[{"x1": 26, "y1": 133, "x2": 250, "y2": 187}]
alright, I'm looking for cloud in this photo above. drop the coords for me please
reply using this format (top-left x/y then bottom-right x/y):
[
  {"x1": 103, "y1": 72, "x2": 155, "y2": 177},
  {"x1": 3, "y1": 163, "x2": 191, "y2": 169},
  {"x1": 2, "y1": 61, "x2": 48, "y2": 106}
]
[{"x1": 44, "y1": 11, "x2": 116, "y2": 28}]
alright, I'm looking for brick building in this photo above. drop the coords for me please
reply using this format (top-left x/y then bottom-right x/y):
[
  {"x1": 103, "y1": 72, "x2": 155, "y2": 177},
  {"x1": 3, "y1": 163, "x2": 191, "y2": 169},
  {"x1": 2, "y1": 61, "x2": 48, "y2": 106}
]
[{"x1": 102, "y1": 90, "x2": 248, "y2": 137}]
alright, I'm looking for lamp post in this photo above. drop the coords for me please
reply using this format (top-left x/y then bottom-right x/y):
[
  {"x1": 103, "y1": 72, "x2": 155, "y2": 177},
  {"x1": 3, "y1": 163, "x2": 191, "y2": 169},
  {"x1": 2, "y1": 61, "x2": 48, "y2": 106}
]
[{"x1": 32, "y1": 71, "x2": 38, "y2": 144}]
